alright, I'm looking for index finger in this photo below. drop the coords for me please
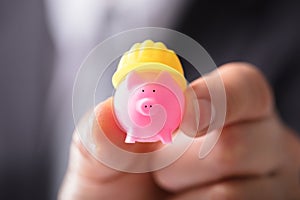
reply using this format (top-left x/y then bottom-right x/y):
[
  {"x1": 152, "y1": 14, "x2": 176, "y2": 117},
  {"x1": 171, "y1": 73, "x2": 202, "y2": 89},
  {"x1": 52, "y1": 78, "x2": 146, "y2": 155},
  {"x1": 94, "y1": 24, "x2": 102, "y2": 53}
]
[{"x1": 191, "y1": 62, "x2": 273, "y2": 132}]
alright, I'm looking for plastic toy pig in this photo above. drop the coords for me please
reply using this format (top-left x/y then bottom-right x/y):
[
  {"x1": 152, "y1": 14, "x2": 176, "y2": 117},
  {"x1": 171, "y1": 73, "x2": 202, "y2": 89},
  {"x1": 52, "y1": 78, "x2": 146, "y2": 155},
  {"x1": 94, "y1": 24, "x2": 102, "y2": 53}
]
[
  {"x1": 113, "y1": 70, "x2": 184, "y2": 144},
  {"x1": 112, "y1": 40, "x2": 186, "y2": 144}
]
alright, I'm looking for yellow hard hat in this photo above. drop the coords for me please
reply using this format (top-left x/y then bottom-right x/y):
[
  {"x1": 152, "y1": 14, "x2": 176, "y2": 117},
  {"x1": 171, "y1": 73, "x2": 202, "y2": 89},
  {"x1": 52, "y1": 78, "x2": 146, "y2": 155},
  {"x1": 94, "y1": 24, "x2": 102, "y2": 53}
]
[{"x1": 112, "y1": 40, "x2": 185, "y2": 88}]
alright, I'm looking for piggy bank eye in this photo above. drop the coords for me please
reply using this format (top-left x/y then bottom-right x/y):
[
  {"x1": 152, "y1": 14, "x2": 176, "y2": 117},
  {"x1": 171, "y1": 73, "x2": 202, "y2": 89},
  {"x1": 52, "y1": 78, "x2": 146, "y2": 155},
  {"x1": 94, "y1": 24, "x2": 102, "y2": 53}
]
[
  {"x1": 142, "y1": 89, "x2": 144, "y2": 92},
  {"x1": 153, "y1": 90, "x2": 156, "y2": 92}
]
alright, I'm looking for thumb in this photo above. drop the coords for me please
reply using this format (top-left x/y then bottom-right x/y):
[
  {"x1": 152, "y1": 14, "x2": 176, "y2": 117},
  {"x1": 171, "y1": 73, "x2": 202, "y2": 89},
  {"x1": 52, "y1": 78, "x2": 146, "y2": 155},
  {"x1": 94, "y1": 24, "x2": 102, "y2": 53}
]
[
  {"x1": 70, "y1": 97, "x2": 162, "y2": 175},
  {"x1": 58, "y1": 98, "x2": 164, "y2": 199}
]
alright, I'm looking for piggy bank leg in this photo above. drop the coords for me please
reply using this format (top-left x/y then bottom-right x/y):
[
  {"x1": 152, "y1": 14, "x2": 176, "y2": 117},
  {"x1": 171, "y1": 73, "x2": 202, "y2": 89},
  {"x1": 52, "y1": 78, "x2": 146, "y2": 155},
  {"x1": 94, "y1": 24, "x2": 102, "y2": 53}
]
[
  {"x1": 159, "y1": 130, "x2": 172, "y2": 144},
  {"x1": 125, "y1": 135, "x2": 135, "y2": 143}
]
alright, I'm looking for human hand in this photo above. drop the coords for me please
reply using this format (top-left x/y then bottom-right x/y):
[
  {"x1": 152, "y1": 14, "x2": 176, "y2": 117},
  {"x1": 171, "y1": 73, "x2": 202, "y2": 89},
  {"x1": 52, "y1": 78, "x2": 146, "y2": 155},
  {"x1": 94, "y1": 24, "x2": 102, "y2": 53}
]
[{"x1": 59, "y1": 62, "x2": 300, "y2": 199}]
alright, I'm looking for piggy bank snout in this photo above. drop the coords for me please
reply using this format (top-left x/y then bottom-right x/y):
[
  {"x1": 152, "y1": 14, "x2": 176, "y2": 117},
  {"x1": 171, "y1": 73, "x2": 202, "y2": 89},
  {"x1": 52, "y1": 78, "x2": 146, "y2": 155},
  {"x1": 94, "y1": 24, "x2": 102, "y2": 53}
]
[{"x1": 136, "y1": 98, "x2": 156, "y2": 116}]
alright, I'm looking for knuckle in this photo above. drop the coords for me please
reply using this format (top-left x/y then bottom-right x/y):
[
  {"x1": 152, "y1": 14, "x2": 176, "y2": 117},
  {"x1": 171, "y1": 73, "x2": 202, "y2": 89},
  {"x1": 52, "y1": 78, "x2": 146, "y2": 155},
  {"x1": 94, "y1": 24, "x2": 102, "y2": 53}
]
[
  {"x1": 221, "y1": 62, "x2": 273, "y2": 119},
  {"x1": 234, "y1": 63, "x2": 273, "y2": 114},
  {"x1": 213, "y1": 126, "x2": 243, "y2": 172},
  {"x1": 210, "y1": 183, "x2": 240, "y2": 200},
  {"x1": 152, "y1": 171, "x2": 178, "y2": 192}
]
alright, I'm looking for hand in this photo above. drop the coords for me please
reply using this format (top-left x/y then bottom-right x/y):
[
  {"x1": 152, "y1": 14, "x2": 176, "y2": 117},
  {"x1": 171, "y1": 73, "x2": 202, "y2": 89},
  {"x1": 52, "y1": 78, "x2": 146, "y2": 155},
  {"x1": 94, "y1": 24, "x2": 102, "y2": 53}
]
[{"x1": 59, "y1": 62, "x2": 300, "y2": 199}]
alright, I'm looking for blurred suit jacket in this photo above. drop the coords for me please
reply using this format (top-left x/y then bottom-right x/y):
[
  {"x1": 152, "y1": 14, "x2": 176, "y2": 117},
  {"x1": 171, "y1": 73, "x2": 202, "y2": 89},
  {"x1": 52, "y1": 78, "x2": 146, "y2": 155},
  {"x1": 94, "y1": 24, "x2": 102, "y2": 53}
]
[{"x1": 0, "y1": 0, "x2": 299, "y2": 199}]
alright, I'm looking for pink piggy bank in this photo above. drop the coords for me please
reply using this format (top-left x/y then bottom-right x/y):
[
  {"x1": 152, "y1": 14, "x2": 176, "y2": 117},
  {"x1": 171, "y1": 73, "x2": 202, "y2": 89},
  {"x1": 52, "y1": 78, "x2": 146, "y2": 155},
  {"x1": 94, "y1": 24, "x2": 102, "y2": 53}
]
[{"x1": 113, "y1": 71, "x2": 185, "y2": 144}]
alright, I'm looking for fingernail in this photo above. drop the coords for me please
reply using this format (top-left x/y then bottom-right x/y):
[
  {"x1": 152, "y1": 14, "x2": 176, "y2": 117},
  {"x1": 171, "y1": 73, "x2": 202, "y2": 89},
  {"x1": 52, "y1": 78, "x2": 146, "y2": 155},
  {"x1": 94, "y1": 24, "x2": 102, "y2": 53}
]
[{"x1": 198, "y1": 99, "x2": 215, "y2": 132}]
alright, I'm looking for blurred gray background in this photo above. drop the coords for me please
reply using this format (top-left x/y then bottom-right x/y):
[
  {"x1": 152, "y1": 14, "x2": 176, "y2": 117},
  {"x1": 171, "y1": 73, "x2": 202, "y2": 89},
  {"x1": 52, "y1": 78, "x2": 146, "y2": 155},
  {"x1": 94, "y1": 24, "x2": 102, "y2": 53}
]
[{"x1": 0, "y1": 0, "x2": 299, "y2": 199}]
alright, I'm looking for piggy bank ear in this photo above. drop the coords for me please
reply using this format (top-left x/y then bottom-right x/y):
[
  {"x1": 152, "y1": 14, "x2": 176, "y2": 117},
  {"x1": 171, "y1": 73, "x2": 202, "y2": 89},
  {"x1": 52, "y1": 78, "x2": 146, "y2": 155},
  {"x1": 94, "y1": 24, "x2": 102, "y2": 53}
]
[
  {"x1": 155, "y1": 71, "x2": 178, "y2": 88},
  {"x1": 156, "y1": 71, "x2": 185, "y2": 117},
  {"x1": 126, "y1": 71, "x2": 144, "y2": 90}
]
